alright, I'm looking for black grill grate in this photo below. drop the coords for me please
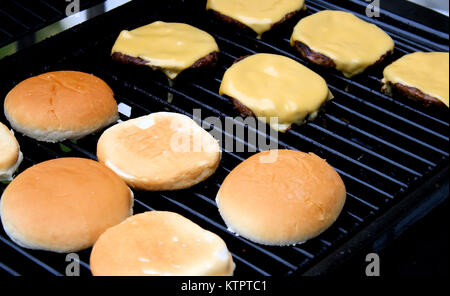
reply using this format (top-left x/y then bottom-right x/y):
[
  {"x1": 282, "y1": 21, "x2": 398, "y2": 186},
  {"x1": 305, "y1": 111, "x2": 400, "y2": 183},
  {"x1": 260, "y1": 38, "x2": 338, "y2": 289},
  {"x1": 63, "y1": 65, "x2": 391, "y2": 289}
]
[{"x1": 0, "y1": 0, "x2": 448, "y2": 276}]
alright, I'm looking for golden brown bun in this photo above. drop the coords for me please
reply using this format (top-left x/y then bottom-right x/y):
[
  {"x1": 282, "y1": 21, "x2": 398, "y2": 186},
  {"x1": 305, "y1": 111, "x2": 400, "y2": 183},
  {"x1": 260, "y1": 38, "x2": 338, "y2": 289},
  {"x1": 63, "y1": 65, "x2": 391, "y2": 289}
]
[
  {"x1": 97, "y1": 112, "x2": 221, "y2": 190},
  {"x1": 90, "y1": 211, "x2": 235, "y2": 276},
  {"x1": 0, "y1": 158, "x2": 133, "y2": 253},
  {"x1": 216, "y1": 150, "x2": 346, "y2": 245},
  {"x1": 4, "y1": 71, "x2": 119, "y2": 143},
  {"x1": 0, "y1": 122, "x2": 23, "y2": 180}
]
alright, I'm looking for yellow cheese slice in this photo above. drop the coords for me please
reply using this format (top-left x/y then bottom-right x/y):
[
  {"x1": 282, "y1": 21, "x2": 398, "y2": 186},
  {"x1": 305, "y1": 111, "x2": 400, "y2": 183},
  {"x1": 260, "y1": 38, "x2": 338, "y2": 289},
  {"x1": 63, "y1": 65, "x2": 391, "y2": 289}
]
[
  {"x1": 219, "y1": 53, "x2": 332, "y2": 132},
  {"x1": 207, "y1": 0, "x2": 306, "y2": 37},
  {"x1": 291, "y1": 10, "x2": 394, "y2": 77},
  {"x1": 112, "y1": 21, "x2": 219, "y2": 79},
  {"x1": 382, "y1": 52, "x2": 449, "y2": 107}
]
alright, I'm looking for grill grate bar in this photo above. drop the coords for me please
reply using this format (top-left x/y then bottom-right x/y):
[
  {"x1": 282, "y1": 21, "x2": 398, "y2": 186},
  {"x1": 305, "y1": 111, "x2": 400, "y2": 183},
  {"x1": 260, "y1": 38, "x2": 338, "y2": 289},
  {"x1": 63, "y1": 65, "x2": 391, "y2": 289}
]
[
  {"x1": 350, "y1": 76, "x2": 448, "y2": 128},
  {"x1": 308, "y1": 122, "x2": 421, "y2": 178},
  {"x1": 331, "y1": 167, "x2": 393, "y2": 199},
  {"x1": 330, "y1": 100, "x2": 448, "y2": 156},
  {"x1": 346, "y1": 192, "x2": 379, "y2": 211},
  {"x1": 0, "y1": 261, "x2": 20, "y2": 276},
  {"x1": 346, "y1": 211, "x2": 364, "y2": 223},
  {"x1": 227, "y1": 252, "x2": 272, "y2": 276},
  {"x1": 286, "y1": 129, "x2": 401, "y2": 194},
  {"x1": 0, "y1": 8, "x2": 30, "y2": 31},
  {"x1": 293, "y1": 247, "x2": 315, "y2": 259},
  {"x1": 324, "y1": 113, "x2": 435, "y2": 168},
  {"x1": 0, "y1": 27, "x2": 13, "y2": 38},
  {"x1": 0, "y1": 235, "x2": 62, "y2": 275},
  {"x1": 37, "y1": 0, "x2": 63, "y2": 15},
  {"x1": 329, "y1": 86, "x2": 448, "y2": 142},
  {"x1": 9, "y1": 0, "x2": 47, "y2": 22}
]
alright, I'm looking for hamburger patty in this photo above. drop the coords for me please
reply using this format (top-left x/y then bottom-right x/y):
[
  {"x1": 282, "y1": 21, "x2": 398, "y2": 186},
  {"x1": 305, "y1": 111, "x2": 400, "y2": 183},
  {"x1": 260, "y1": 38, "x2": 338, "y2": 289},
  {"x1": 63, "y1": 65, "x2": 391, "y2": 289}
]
[
  {"x1": 382, "y1": 81, "x2": 446, "y2": 108},
  {"x1": 209, "y1": 9, "x2": 301, "y2": 36},
  {"x1": 292, "y1": 41, "x2": 392, "y2": 72},
  {"x1": 224, "y1": 55, "x2": 329, "y2": 131},
  {"x1": 111, "y1": 51, "x2": 219, "y2": 75}
]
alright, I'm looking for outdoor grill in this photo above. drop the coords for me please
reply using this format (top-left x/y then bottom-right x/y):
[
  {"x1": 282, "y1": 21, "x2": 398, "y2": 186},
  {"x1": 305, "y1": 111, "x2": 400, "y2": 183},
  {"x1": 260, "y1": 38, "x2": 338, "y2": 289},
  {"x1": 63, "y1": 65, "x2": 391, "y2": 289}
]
[{"x1": 0, "y1": 0, "x2": 448, "y2": 276}]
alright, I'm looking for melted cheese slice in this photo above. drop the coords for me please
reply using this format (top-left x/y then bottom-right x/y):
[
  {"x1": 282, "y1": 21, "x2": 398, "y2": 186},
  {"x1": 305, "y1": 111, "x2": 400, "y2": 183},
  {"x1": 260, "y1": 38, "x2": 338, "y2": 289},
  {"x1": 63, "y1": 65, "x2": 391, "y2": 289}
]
[
  {"x1": 111, "y1": 21, "x2": 219, "y2": 79},
  {"x1": 219, "y1": 53, "x2": 332, "y2": 132},
  {"x1": 290, "y1": 10, "x2": 395, "y2": 78},
  {"x1": 382, "y1": 52, "x2": 449, "y2": 107},
  {"x1": 206, "y1": 0, "x2": 306, "y2": 37}
]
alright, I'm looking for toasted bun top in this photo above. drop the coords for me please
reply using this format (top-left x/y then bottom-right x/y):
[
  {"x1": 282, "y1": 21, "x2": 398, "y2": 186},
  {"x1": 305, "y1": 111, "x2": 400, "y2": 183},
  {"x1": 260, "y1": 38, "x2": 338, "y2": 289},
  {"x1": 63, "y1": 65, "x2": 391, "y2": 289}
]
[
  {"x1": 219, "y1": 53, "x2": 331, "y2": 132},
  {"x1": 207, "y1": 0, "x2": 306, "y2": 36},
  {"x1": 4, "y1": 71, "x2": 118, "y2": 132},
  {"x1": 291, "y1": 10, "x2": 394, "y2": 77},
  {"x1": 383, "y1": 52, "x2": 449, "y2": 107},
  {"x1": 217, "y1": 150, "x2": 346, "y2": 245},
  {"x1": 0, "y1": 122, "x2": 20, "y2": 171},
  {"x1": 90, "y1": 211, "x2": 234, "y2": 276},
  {"x1": 111, "y1": 21, "x2": 219, "y2": 79},
  {"x1": 0, "y1": 158, "x2": 133, "y2": 252},
  {"x1": 97, "y1": 112, "x2": 221, "y2": 190}
]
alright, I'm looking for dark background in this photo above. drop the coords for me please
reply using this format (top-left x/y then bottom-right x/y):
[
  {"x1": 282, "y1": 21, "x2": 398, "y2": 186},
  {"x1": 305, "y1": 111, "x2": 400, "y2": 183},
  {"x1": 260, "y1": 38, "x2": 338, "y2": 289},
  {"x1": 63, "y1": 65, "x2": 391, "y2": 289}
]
[{"x1": 335, "y1": 199, "x2": 448, "y2": 276}]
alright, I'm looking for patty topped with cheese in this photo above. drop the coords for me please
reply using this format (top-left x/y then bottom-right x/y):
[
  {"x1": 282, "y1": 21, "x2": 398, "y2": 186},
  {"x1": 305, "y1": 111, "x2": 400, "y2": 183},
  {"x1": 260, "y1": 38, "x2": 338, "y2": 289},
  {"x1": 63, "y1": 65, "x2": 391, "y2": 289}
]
[
  {"x1": 219, "y1": 53, "x2": 332, "y2": 132},
  {"x1": 291, "y1": 10, "x2": 394, "y2": 77}
]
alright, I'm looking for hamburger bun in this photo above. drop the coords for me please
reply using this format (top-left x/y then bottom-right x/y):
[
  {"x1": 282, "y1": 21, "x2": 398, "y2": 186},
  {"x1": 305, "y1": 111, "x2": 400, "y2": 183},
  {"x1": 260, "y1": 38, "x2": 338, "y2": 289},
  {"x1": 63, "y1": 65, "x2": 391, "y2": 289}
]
[
  {"x1": 4, "y1": 71, "x2": 119, "y2": 143},
  {"x1": 97, "y1": 112, "x2": 221, "y2": 191},
  {"x1": 0, "y1": 158, "x2": 133, "y2": 253},
  {"x1": 0, "y1": 122, "x2": 23, "y2": 181},
  {"x1": 216, "y1": 150, "x2": 346, "y2": 245},
  {"x1": 90, "y1": 211, "x2": 235, "y2": 276}
]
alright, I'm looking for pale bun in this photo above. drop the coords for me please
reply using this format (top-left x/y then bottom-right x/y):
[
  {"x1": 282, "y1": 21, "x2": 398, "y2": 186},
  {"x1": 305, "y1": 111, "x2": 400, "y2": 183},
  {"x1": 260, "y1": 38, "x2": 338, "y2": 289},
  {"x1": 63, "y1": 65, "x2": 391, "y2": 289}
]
[
  {"x1": 97, "y1": 112, "x2": 221, "y2": 190},
  {"x1": 0, "y1": 158, "x2": 133, "y2": 253},
  {"x1": 90, "y1": 211, "x2": 235, "y2": 276},
  {"x1": 4, "y1": 71, "x2": 119, "y2": 143},
  {"x1": 0, "y1": 122, "x2": 23, "y2": 181},
  {"x1": 216, "y1": 149, "x2": 346, "y2": 245}
]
